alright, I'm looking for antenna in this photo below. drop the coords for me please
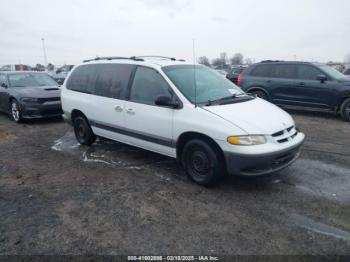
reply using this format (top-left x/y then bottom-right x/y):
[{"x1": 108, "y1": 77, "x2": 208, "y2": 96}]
[{"x1": 193, "y1": 39, "x2": 197, "y2": 107}]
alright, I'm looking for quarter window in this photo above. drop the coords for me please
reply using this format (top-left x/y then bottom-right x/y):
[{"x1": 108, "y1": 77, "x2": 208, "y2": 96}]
[
  {"x1": 297, "y1": 65, "x2": 321, "y2": 80},
  {"x1": 130, "y1": 67, "x2": 171, "y2": 105}
]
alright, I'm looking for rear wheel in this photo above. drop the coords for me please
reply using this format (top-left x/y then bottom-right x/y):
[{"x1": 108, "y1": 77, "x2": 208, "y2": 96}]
[
  {"x1": 340, "y1": 98, "x2": 350, "y2": 121},
  {"x1": 181, "y1": 139, "x2": 224, "y2": 186},
  {"x1": 251, "y1": 90, "x2": 268, "y2": 101},
  {"x1": 73, "y1": 116, "x2": 96, "y2": 145},
  {"x1": 10, "y1": 100, "x2": 23, "y2": 123}
]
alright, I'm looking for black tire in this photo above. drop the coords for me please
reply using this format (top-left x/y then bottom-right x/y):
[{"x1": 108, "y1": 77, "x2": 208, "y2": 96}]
[
  {"x1": 10, "y1": 99, "x2": 23, "y2": 123},
  {"x1": 73, "y1": 116, "x2": 96, "y2": 145},
  {"x1": 340, "y1": 98, "x2": 350, "y2": 121},
  {"x1": 181, "y1": 139, "x2": 224, "y2": 186},
  {"x1": 251, "y1": 90, "x2": 268, "y2": 101}
]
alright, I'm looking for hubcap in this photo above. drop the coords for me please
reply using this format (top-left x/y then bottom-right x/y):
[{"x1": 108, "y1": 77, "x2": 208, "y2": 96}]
[
  {"x1": 78, "y1": 124, "x2": 85, "y2": 138},
  {"x1": 11, "y1": 102, "x2": 20, "y2": 121},
  {"x1": 190, "y1": 150, "x2": 209, "y2": 175},
  {"x1": 346, "y1": 104, "x2": 350, "y2": 118}
]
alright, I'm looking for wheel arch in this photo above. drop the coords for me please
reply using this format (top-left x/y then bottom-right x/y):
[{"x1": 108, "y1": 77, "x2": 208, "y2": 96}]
[
  {"x1": 176, "y1": 131, "x2": 225, "y2": 164},
  {"x1": 71, "y1": 109, "x2": 87, "y2": 122},
  {"x1": 246, "y1": 86, "x2": 270, "y2": 98},
  {"x1": 336, "y1": 95, "x2": 350, "y2": 113}
]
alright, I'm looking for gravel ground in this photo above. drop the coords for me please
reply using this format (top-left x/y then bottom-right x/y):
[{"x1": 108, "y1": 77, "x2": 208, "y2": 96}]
[{"x1": 0, "y1": 110, "x2": 349, "y2": 255}]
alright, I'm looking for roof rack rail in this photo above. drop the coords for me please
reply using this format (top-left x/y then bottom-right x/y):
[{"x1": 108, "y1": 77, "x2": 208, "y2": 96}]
[
  {"x1": 133, "y1": 56, "x2": 185, "y2": 62},
  {"x1": 83, "y1": 56, "x2": 144, "y2": 63},
  {"x1": 261, "y1": 60, "x2": 283, "y2": 63}
]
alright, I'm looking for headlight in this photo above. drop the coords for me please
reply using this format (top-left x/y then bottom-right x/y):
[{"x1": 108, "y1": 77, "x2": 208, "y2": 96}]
[
  {"x1": 227, "y1": 135, "x2": 267, "y2": 146},
  {"x1": 21, "y1": 97, "x2": 38, "y2": 103}
]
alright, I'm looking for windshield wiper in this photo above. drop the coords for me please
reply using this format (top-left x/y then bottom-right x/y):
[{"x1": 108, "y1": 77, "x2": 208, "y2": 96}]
[
  {"x1": 206, "y1": 93, "x2": 253, "y2": 106},
  {"x1": 206, "y1": 94, "x2": 238, "y2": 106}
]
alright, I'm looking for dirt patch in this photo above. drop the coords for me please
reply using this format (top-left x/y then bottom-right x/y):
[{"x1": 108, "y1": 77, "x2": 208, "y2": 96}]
[{"x1": 0, "y1": 129, "x2": 16, "y2": 144}]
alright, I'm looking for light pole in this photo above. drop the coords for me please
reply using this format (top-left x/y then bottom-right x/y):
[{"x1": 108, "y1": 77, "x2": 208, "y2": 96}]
[{"x1": 41, "y1": 38, "x2": 48, "y2": 67}]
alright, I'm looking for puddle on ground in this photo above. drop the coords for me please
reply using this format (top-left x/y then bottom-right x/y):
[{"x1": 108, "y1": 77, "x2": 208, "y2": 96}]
[
  {"x1": 51, "y1": 132, "x2": 350, "y2": 199},
  {"x1": 282, "y1": 159, "x2": 350, "y2": 202},
  {"x1": 292, "y1": 214, "x2": 350, "y2": 241},
  {"x1": 51, "y1": 131, "x2": 178, "y2": 180}
]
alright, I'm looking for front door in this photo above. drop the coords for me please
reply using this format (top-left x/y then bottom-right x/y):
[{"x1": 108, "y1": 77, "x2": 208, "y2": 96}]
[
  {"x1": 124, "y1": 66, "x2": 175, "y2": 157},
  {"x1": 294, "y1": 65, "x2": 337, "y2": 110}
]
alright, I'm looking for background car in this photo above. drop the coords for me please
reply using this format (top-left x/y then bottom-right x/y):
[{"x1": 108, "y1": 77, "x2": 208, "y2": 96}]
[
  {"x1": 0, "y1": 71, "x2": 62, "y2": 122},
  {"x1": 213, "y1": 64, "x2": 231, "y2": 73},
  {"x1": 215, "y1": 69, "x2": 228, "y2": 76},
  {"x1": 343, "y1": 67, "x2": 350, "y2": 77},
  {"x1": 48, "y1": 65, "x2": 74, "y2": 84},
  {"x1": 0, "y1": 64, "x2": 32, "y2": 71},
  {"x1": 238, "y1": 61, "x2": 350, "y2": 121},
  {"x1": 226, "y1": 66, "x2": 247, "y2": 84}
]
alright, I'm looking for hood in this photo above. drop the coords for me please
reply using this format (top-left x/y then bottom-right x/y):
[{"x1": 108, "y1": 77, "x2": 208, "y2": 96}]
[
  {"x1": 13, "y1": 86, "x2": 61, "y2": 98},
  {"x1": 203, "y1": 98, "x2": 294, "y2": 135}
]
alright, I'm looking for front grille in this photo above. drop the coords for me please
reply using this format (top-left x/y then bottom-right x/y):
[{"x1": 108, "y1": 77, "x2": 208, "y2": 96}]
[
  {"x1": 272, "y1": 125, "x2": 298, "y2": 143},
  {"x1": 38, "y1": 97, "x2": 61, "y2": 103}
]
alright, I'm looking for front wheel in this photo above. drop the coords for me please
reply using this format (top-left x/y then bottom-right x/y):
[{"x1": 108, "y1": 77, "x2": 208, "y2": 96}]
[
  {"x1": 73, "y1": 116, "x2": 96, "y2": 145},
  {"x1": 10, "y1": 100, "x2": 23, "y2": 123},
  {"x1": 340, "y1": 98, "x2": 350, "y2": 121},
  {"x1": 181, "y1": 139, "x2": 224, "y2": 186}
]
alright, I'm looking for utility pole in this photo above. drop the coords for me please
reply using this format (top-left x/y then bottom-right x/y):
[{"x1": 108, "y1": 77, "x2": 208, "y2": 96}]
[{"x1": 41, "y1": 38, "x2": 48, "y2": 67}]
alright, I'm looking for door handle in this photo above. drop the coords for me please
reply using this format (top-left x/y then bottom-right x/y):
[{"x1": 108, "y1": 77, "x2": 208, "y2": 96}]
[
  {"x1": 126, "y1": 108, "x2": 135, "y2": 114},
  {"x1": 298, "y1": 82, "x2": 305, "y2": 86},
  {"x1": 114, "y1": 105, "x2": 123, "y2": 112}
]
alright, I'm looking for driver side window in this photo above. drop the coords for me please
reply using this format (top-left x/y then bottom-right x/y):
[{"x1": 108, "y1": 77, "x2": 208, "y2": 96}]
[
  {"x1": 297, "y1": 65, "x2": 322, "y2": 80},
  {"x1": 0, "y1": 75, "x2": 7, "y2": 87},
  {"x1": 130, "y1": 67, "x2": 171, "y2": 105}
]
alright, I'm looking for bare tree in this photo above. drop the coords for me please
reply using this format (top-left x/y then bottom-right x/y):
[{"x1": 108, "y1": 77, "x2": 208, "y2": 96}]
[
  {"x1": 230, "y1": 53, "x2": 244, "y2": 65},
  {"x1": 220, "y1": 52, "x2": 228, "y2": 63},
  {"x1": 244, "y1": 58, "x2": 253, "y2": 65},
  {"x1": 198, "y1": 56, "x2": 211, "y2": 67},
  {"x1": 345, "y1": 54, "x2": 350, "y2": 64},
  {"x1": 212, "y1": 52, "x2": 228, "y2": 67}
]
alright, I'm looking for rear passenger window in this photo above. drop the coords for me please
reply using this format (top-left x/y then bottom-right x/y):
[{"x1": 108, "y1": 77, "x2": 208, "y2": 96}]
[
  {"x1": 66, "y1": 65, "x2": 96, "y2": 94},
  {"x1": 270, "y1": 64, "x2": 297, "y2": 79},
  {"x1": 130, "y1": 67, "x2": 171, "y2": 105},
  {"x1": 297, "y1": 65, "x2": 321, "y2": 80},
  {"x1": 94, "y1": 64, "x2": 135, "y2": 99},
  {"x1": 250, "y1": 65, "x2": 271, "y2": 77}
]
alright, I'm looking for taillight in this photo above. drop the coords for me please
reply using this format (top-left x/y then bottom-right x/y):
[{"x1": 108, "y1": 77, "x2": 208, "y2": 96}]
[{"x1": 236, "y1": 68, "x2": 246, "y2": 86}]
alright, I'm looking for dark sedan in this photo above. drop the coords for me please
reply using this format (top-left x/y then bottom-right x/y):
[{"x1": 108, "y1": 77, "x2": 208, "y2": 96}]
[{"x1": 0, "y1": 71, "x2": 63, "y2": 122}]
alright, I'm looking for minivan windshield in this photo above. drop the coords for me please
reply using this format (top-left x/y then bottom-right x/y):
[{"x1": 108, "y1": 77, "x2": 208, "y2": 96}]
[
  {"x1": 319, "y1": 65, "x2": 346, "y2": 80},
  {"x1": 8, "y1": 73, "x2": 58, "y2": 87},
  {"x1": 162, "y1": 65, "x2": 245, "y2": 104}
]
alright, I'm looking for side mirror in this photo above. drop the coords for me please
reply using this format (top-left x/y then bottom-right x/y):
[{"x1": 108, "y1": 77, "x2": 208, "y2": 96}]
[
  {"x1": 316, "y1": 74, "x2": 327, "y2": 83},
  {"x1": 1, "y1": 83, "x2": 8, "y2": 88},
  {"x1": 155, "y1": 95, "x2": 179, "y2": 108}
]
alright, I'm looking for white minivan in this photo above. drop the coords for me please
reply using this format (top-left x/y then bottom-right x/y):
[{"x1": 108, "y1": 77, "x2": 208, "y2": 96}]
[{"x1": 61, "y1": 56, "x2": 305, "y2": 185}]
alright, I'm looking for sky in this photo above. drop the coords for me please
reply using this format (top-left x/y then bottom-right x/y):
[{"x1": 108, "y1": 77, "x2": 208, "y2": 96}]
[{"x1": 1, "y1": 0, "x2": 350, "y2": 65}]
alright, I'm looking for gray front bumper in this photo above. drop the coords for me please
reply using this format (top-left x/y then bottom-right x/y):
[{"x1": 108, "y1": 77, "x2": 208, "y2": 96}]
[
  {"x1": 22, "y1": 102, "x2": 63, "y2": 119},
  {"x1": 224, "y1": 140, "x2": 304, "y2": 176}
]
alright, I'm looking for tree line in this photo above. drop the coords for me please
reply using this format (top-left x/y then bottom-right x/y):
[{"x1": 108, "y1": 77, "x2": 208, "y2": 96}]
[{"x1": 198, "y1": 52, "x2": 253, "y2": 67}]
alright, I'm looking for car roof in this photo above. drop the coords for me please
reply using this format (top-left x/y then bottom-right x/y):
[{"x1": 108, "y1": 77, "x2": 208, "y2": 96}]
[
  {"x1": 256, "y1": 60, "x2": 325, "y2": 66},
  {"x1": 0, "y1": 71, "x2": 47, "y2": 75},
  {"x1": 80, "y1": 57, "x2": 195, "y2": 69}
]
